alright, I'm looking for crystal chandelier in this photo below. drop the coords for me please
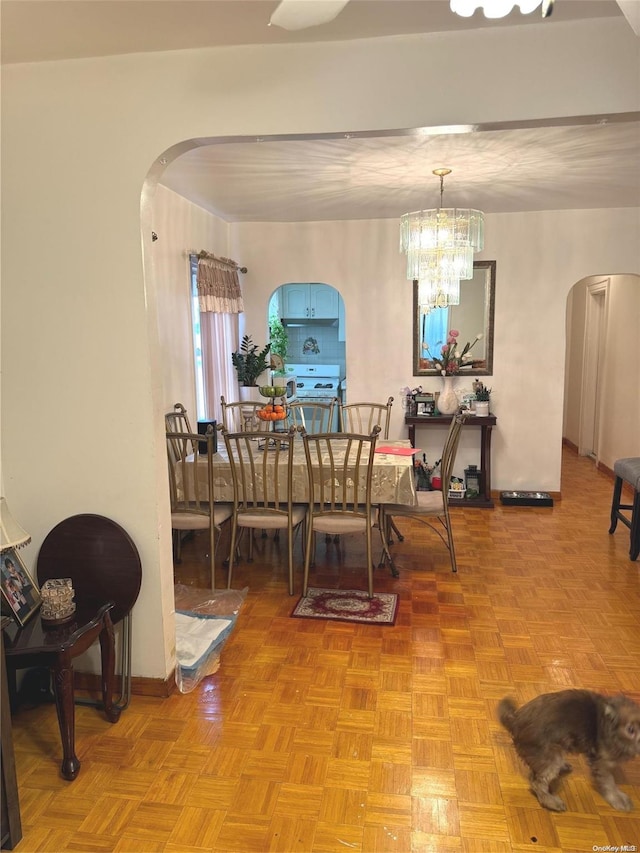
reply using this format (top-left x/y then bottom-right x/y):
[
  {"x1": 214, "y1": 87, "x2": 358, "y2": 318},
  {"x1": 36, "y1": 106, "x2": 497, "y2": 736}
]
[{"x1": 400, "y1": 168, "x2": 484, "y2": 309}]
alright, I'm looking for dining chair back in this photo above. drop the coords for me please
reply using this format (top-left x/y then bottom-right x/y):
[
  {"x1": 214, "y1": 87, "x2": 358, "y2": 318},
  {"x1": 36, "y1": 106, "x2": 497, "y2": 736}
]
[
  {"x1": 381, "y1": 413, "x2": 466, "y2": 573},
  {"x1": 166, "y1": 426, "x2": 232, "y2": 589},
  {"x1": 301, "y1": 426, "x2": 390, "y2": 598},
  {"x1": 220, "y1": 396, "x2": 272, "y2": 433},
  {"x1": 223, "y1": 427, "x2": 305, "y2": 595},
  {"x1": 165, "y1": 403, "x2": 193, "y2": 464},
  {"x1": 287, "y1": 399, "x2": 338, "y2": 434},
  {"x1": 340, "y1": 396, "x2": 394, "y2": 439}
]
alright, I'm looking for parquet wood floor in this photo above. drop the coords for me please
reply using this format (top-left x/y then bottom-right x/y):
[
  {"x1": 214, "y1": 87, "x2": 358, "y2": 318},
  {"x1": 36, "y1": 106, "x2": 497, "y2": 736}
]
[{"x1": 5, "y1": 447, "x2": 640, "y2": 852}]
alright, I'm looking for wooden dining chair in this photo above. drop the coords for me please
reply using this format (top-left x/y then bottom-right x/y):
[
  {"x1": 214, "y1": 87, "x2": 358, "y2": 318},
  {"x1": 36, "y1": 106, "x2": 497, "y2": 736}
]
[
  {"x1": 223, "y1": 427, "x2": 305, "y2": 595},
  {"x1": 287, "y1": 399, "x2": 338, "y2": 434},
  {"x1": 300, "y1": 426, "x2": 391, "y2": 598},
  {"x1": 380, "y1": 413, "x2": 467, "y2": 574},
  {"x1": 340, "y1": 396, "x2": 394, "y2": 439},
  {"x1": 166, "y1": 427, "x2": 232, "y2": 589},
  {"x1": 220, "y1": 396, "x2": 271, "y2": 433}
]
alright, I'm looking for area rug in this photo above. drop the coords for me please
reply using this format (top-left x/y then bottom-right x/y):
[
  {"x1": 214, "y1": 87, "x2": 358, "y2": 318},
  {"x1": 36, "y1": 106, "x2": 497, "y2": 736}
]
[{"x1": 291, "y1": 587, "x2": 398, "y2": 625}]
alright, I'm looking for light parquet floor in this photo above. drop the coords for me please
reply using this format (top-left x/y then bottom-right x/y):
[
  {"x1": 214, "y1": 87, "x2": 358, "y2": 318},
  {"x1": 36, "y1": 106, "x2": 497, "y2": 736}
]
[{"x1": 5, "y1": 447, "x2": 640, "y2": 852}]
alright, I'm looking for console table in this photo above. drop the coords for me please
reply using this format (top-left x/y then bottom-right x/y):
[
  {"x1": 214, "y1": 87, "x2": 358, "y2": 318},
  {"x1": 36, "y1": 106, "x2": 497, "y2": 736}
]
[{"x1": 405, "y1": 413, "x2": 497, "y2": 508}]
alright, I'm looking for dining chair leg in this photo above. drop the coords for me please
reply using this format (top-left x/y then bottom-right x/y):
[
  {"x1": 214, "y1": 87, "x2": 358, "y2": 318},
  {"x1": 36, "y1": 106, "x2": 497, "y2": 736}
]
[
  {"x1": 376, "y1": 509, "x2": 399, "y2": 578},
  {"x1": 303, "y1": 522, "x2": 315, "y2": 596},
  {"x1": 287, "y1": 524, "x2": 295, "y2": 596},
  {"x1": 208, "y1": 522, "x2": 216, "y2": 591},
  {"x1": 366, "y1": 525, "x2": 374, "y2": 599},
  {"x1": 389, "y1": 519, "x2": 404, "y2": 543},
  {"x1": 226, "y1": 520, "x2": 239, "y2": 589},
  {"x1": 443, "y1": 509, "x2": 458, "y2": 573}
]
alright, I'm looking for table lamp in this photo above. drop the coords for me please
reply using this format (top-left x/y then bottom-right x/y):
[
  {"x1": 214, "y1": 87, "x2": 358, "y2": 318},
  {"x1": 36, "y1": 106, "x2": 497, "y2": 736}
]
[{"x1": 0, "y1": 497, "x2": 31, "y2": 552}]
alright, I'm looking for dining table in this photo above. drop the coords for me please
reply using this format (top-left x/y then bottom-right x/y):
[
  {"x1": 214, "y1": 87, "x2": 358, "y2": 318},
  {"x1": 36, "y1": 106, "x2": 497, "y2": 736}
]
[{"x1": 182, "y1": 437, "x2": 418, "y2": 506}]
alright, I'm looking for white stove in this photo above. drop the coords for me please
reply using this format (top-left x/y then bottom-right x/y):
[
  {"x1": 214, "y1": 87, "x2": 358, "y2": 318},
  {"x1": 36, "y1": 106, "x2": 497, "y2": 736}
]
[{"x1": 285, "y1": 364, "x2": 341, "y2": 402}]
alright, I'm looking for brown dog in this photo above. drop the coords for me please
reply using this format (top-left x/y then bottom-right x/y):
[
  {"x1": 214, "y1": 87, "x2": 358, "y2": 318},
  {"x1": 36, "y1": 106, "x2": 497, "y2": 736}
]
[{"x1": 498, "y1": 689, "x2": 640, "y2": 812}]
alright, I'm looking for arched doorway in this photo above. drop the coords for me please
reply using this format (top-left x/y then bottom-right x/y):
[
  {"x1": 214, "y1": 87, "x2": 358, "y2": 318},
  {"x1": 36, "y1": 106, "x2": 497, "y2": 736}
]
[
  {"x1": 563, "y1": 273, "x2": 640, "y2": 474},
  {"x1": 269, "y1": 283, "x2": 346, "y2": 431}
]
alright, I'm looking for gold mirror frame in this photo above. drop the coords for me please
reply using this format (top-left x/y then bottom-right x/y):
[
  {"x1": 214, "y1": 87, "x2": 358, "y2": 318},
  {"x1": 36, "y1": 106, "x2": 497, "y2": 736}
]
[{"x1": 413, "y1": 260, "x2": 496, "y2": 377}]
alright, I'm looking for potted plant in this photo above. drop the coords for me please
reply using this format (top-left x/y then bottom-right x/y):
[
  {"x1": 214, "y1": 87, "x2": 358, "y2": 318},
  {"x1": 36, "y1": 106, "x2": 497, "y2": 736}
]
[
  {"x1": 269, "y1": 315, "x2": 288, "y2": 377},
  {"x1": 474, "y1": 383, "x2": 492, "y2": 416},
  {"x1": 232, "y1": 335, "x2": 271, "y2": 400}
]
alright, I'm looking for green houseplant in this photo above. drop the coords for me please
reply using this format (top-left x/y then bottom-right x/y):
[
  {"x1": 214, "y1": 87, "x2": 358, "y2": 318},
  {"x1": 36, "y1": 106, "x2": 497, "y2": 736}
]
[
  {"x1": 231, "y1": 335, "x2": 271, "y2": 387},
  {"x1": 269, "y1": 315, "x2": 288, "y2": 374},
  {"x1": 474, "y1": 383, "x2": 491, "y2": 416}
]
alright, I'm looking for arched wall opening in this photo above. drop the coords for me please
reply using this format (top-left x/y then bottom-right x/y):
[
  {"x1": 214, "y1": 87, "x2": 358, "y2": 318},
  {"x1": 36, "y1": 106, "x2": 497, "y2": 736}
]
[{"x1": 142, "y1": 131, "x2": 640, "y2": 686}]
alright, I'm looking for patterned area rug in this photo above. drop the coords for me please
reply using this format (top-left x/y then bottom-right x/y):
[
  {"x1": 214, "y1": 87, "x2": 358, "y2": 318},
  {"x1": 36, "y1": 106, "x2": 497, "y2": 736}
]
[{"x1": 291, "y1": 587, "x2": 399, "y2": 625}]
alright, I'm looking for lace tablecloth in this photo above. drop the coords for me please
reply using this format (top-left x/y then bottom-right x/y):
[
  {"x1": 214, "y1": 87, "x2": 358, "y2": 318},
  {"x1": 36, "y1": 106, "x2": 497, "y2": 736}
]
[{"x1": 184, "y1": 438, "x2": 417, "y2": 506}]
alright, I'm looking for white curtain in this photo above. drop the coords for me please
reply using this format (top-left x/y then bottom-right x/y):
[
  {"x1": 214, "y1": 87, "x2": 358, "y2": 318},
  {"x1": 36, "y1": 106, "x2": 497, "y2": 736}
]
[
  {"x1": 196, "y1": 254, "x2": 243, "y2": 420},
  {"x1": 200, "y1": 312, "x2": 239, "y2": 422}
]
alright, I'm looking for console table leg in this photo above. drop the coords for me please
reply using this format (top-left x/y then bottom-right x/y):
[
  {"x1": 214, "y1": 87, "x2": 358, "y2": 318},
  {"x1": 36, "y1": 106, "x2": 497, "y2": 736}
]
[
  {"x1": 481, "y1": 425, "x2": 493, "y2": 504},
  {"x1": 52, "y1": 660, "x2": 80, "y2": 781}
]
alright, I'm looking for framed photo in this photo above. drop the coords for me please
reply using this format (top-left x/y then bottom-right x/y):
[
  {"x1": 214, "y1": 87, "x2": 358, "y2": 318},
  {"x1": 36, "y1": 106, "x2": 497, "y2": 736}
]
[{"x1": 1, "y1": 548, "x2": 41, "y2": 627}]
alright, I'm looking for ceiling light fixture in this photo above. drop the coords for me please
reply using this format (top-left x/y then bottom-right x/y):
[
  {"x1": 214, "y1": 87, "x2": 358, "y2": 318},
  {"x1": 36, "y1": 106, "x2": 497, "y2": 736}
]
[
  {"x1": 399, "y1": 168, "x2": 484, "y2": 309},
  {"x1": 450, "y1": 0, "x2": 544, "y2": 18}
]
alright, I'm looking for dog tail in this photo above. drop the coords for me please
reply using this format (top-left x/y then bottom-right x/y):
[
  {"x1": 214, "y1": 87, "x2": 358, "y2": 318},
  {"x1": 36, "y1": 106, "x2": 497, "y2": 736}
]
[{"x1": 497, "y1": 696, "x2": 518, "y2": 734}]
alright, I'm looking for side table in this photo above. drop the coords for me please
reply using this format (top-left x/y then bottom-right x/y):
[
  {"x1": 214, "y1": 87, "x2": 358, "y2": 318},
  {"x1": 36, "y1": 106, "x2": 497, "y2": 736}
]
[
  {"x1": 1, "y1": 616, "x2": 21, "y2": 849},
  {"x1": 3, "y1": 602, "x2": 120, "y2": 781},
  {"x1": 405, "y1": 413, "x2": 497, "y2": 508}
]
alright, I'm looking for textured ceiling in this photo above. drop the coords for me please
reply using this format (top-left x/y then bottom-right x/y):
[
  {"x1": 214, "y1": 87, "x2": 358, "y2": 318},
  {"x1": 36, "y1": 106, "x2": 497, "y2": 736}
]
[{"x1": 160, "y1": 118, "x2": 640, "y2": 221}]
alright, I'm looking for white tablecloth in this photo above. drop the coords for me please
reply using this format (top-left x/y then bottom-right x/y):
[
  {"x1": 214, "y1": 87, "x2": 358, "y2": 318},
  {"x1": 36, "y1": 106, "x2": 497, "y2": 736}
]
[{"x1": 185, "y1": 438, "x2": 417, "y2": 506}]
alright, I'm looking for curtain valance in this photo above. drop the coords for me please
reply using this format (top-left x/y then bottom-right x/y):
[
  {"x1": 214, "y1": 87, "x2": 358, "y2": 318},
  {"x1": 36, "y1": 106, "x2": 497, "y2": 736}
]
[{"x1": 196, "y1": 252, "x2": 244, "y2": 314}]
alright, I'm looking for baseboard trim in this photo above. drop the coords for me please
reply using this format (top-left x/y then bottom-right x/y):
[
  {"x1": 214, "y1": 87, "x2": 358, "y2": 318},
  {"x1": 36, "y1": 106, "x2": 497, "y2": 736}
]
[
  {"x1": 74, "y1": 670, "x2": 177, "y2": 699},
  {"x1": 562, "y1": 437, "x2": 579, "y2": 454}
]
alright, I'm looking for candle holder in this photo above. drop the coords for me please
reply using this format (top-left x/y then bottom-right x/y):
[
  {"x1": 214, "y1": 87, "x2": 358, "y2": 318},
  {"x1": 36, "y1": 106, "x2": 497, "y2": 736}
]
[{"x1": 40, "y1": 578, "x2": 76, "y2": 625}]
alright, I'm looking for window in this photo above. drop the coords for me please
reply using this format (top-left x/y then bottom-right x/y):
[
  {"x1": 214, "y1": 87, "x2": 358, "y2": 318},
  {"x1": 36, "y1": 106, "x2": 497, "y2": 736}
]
[{"x1": 190, "y1": 255, "x2": 206, "y2": 420}]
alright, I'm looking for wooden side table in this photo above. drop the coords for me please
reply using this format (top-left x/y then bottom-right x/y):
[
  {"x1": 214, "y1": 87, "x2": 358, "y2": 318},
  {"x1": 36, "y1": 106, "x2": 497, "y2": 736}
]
[
  {"x1": 1, "y1": 616, "x2": 22, "y2": 849},
  {"x1": 3, "y1": 602, "x2": 120, "y2": 781},
  {"x1": 405, "y1": 413, "x2": 497, "y2": 508}
]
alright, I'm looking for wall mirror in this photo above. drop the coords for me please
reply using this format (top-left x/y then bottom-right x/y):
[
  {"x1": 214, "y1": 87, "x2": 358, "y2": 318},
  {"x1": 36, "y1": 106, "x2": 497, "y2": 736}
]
[{"x1": 413, "y1": 260, "x2": 496, "y2": 377}]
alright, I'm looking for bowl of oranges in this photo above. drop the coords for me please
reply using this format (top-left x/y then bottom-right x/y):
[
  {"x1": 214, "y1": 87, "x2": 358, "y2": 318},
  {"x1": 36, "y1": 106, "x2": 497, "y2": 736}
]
[{"x1": 257, "y1": 403, "x2": 286, "y2": 422}]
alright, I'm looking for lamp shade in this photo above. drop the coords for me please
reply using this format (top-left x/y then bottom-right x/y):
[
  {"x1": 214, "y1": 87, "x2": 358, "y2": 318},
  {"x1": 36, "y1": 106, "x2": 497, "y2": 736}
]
[{"x1": 0, "y1": 497, "x2": 31, "y2": 551}]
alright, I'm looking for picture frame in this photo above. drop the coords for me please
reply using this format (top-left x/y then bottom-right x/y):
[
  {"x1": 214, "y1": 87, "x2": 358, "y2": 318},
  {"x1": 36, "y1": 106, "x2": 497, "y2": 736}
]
[{"x1": 1, "y1": 548, "x2": 41, "y2": 627}]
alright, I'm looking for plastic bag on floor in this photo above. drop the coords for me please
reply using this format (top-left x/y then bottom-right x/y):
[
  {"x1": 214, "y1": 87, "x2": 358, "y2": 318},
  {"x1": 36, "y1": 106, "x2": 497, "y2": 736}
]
[{"x1": 174, "y1": 585, "x2": 247, "y2": 693}]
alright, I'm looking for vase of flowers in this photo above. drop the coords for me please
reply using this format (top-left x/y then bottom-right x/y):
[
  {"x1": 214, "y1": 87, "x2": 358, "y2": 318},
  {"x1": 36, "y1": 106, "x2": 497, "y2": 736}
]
[{"x1": 423, "y1": 330, "x2": 483, "y2": 416}]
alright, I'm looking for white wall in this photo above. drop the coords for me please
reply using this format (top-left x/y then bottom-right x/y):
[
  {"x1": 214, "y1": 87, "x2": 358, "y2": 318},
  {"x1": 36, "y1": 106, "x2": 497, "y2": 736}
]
[
  {"x1": 564, "y1": 275, "x2": 640, "y2": 468},
  {"x1": 230, "y1": 209, "x2": 639, "y2": 490},
  {"x1": 2, "y1": 18, "x2": 639, "y2": 679},
  {"x1": 153, "y1": 184, "x2": 231, "y2": 419}
]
